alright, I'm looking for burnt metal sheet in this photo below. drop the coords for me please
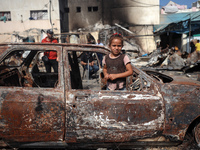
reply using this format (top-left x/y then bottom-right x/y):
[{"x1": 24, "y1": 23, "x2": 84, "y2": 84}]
[
  {"x1": 161, "y1": 84, "x2": 200, "y2": 140},
  {"x1": 0, "y1": 43, "x2": 66, "y2": 144},
  {"x1": 0, "y1": 88, "x2": 65, "y2": 142},
  {"x1": 65, "y1": 90, "x2": 164, "y2": 143},
  {"x1": 0, "y1": 46, "x2": 9, "y2": 57}
]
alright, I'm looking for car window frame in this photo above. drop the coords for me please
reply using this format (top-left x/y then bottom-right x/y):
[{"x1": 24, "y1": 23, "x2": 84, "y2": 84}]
[{"x1": 0, "y1": 44, "x2": 63, "y2": 89}]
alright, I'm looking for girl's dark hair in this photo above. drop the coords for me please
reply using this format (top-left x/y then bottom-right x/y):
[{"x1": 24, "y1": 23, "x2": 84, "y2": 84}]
[{"x1": 109, "y1": 33, "x2": 124, "y2": 46}]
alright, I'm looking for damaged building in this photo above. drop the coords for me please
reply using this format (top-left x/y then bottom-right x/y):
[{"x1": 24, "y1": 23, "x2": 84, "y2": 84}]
[
  {"x1": 63, "y1": 0, "x2": 159, "y2": 54},
  {"x1": 0, "y1": 1, "x2": 200, "y2": 149},
  {"x1": 1, "y1": 0, "x2": 200, "y2": 69},
  {"x1": 0, "y1": 0, "x2": 62, "y2": 42},
  {"x1": 0, "y1": 0, "x2": 160, "y2": 54}
]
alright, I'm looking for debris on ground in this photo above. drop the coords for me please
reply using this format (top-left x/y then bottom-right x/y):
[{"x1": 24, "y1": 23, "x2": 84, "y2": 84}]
[{"x1": 131, "y1": 46, "x2": 200, "y2": 74}]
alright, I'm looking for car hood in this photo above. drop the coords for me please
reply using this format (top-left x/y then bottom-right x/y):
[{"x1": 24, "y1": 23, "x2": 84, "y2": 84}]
[
  {"x1": 171, "y1": 75, "x2": 200, "y2": 86},
  {"x1": 142, "y1": 69, "x2": 200, "y2": 86}
]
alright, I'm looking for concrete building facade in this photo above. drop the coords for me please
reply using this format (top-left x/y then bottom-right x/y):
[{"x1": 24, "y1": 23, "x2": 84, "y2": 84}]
[
  {"x1": 0, "y1": 0, "x2": 62, "y2": 43},
  {"x1": 0, "y1": 0, "x2": 159, "y2": 53},
  {"x1": 67, "y1": 0, "x2": 102, "y2": 31},
  {"x1": 111, "y1": 0, "x2": 160, "y2": 53},
  {"x1": 64, "y1": 0, "x2": 159, "y2": 53}
]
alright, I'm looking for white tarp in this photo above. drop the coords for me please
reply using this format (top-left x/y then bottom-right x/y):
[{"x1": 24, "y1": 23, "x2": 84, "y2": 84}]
[{"x1": 164, "y1": 6, "x2": 178, "y2": 13}]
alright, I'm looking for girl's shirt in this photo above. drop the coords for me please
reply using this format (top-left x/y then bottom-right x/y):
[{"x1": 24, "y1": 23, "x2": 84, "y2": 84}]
[{"x1": 102, "y1": 53, "x2": 130, "y2": 90}]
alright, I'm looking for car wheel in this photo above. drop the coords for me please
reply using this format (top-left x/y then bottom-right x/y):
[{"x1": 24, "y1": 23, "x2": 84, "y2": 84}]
[{"x1": 193, "y1": 122, "x2": 200, "y2": 147}]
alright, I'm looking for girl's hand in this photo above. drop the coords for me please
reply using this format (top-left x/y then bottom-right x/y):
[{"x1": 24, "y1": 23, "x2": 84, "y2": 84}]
[
  {"x1": 104, "y1": 74, "x2": 109, "y2": 80},
  {"x1": 108, "y1": 74, "x2": 118, "y2": 80}
]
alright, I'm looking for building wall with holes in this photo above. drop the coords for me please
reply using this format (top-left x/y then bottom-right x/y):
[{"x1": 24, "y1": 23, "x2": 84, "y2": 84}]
[
  {"x1": 66, "y1": 0, "x2": 103, "y2": 31},
  {"x1": 0, "y1": 0, "x2": 61, "y2": 43}
]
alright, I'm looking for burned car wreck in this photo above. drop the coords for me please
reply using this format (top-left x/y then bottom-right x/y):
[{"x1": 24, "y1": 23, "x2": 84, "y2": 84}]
[{"x1": 0, "y1": 43, "x2": 200, "y2": 149}]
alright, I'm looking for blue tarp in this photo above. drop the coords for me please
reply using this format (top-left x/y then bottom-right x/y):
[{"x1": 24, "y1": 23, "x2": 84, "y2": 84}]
[{"x1": 154, "y1": 11, "x2": 200, "y2": 34}]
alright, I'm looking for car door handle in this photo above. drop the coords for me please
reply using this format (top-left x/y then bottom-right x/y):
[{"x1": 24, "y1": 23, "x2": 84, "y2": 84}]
[
  {"x1": 75, "y1": 95, "x2": 89, "y2": 101},
  {"x1": 35, "y1": 94, "x2": 44, "y2": 111}
]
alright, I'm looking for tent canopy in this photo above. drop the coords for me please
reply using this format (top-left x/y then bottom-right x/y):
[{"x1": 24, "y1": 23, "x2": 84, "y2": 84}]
[{"x1": 154, "y1": 11, "x2": 200, "y2": 34}]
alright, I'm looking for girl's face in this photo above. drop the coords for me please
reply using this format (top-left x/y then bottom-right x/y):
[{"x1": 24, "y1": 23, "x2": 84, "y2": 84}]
[{"x1": 109, "y1": 38, "x2": 123, "y2": 56}]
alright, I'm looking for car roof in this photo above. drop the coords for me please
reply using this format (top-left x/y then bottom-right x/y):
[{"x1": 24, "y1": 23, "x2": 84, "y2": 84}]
[
  {"x1": 0, "y1": 42, "x2": 111, "y2": 60},
  {"x1": 0, "y1": 42, "x2": 110, "y2": 51}
]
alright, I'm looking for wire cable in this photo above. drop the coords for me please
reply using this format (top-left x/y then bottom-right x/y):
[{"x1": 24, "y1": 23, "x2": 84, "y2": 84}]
[
  {"x1": 49, "y1": 0, "x2": 53, "y2": 29},
  {"x1": 130, "y1": 0, "x2": 159, "y2": 7}
]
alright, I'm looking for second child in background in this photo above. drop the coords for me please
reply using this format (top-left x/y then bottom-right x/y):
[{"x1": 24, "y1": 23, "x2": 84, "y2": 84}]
[{"x1": 102, "y1": 34, "x2": 133, "y2": 90}]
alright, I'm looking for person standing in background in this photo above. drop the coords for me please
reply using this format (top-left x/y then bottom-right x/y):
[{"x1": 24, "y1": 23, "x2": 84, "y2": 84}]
[
  {"x1": 195, "y1": 40, "x2": 200, "y2": 59},
  {"x1": 41, "y1": 29, "x2": 58, "y2": 73},
  {"x1": 96, "y1": 39, "x2": 104, "y2": 67},
  {"x1": 80, "y1": 52, "x2": 99, "y2": 79}
]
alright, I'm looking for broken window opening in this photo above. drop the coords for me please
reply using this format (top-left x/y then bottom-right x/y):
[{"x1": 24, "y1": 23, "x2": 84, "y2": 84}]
[
  {"x1": 68, "y1": 50, "x2": 103, "y2": 90},
  {"x1": 64, "y1": 7, "x2": 70, "y2": 13},
  {"x1": 127, "y1": 73, "x2": 153, "y2": 92},
  {"x1": 93, "y1": 6, "x2": 98, "y2": 12},
  {"x1": 144, "y1": 70, "x2": 173, "y2": 83},
  {"x1": 0, "y1": 11, "x2": 11, "y2": 21},
  {"x1": 88, "y1": 7, "x2": 92, "y2": 12},
  {"x1": 30, "y1": 10, "x2": 48, "y2": 20},
  {"x1": 88, "y1": 6, "x2": 98, "y2": 12},
  {"x1": 67, "y1": 50, "x2": 154, "y2": 92},
  {"x1": 76, "y1": 7, "x2": 81, "y2": 13},
  {"x1": 0, "y1": 50, "x2": 58, "y2": 88}
]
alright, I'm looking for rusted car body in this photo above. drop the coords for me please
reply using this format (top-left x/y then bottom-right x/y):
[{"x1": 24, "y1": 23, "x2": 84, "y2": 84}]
[{"x1": 0, "y1": 43, "x2": 199, "y2": 149}]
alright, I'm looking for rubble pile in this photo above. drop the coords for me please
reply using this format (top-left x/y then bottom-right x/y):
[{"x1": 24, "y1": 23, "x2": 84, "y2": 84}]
[
  {"x1": 133, "y1": 47, "x2": 200, "y2": 73},
  {"x1": 75, "y1": 21, "x2": 143, "y2": 53},
  {"x1": 66, "y1": 22, "x2": 200, "y2": 75}
]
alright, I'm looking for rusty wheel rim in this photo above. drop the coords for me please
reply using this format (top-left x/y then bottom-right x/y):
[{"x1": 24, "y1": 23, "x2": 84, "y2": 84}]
[{"x1": 194, "y1": 123, "x2": 200, "y2": 146}]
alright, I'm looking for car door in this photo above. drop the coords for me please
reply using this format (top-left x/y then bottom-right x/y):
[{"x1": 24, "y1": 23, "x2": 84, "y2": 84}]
[
  {"x1": 0, "y1": 44, "x2": 65, "y2": 143},
  {"x1": 65, "y1": 91, "x2": 164, "y2": 143},
  {"x1": 64, "y1": 47, "x2": 164, "y2": 143}
]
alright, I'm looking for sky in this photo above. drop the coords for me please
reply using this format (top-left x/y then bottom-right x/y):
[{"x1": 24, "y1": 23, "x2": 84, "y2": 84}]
[{"x1": 160, "y1": 0, "x2": 196, "y2": 8}]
